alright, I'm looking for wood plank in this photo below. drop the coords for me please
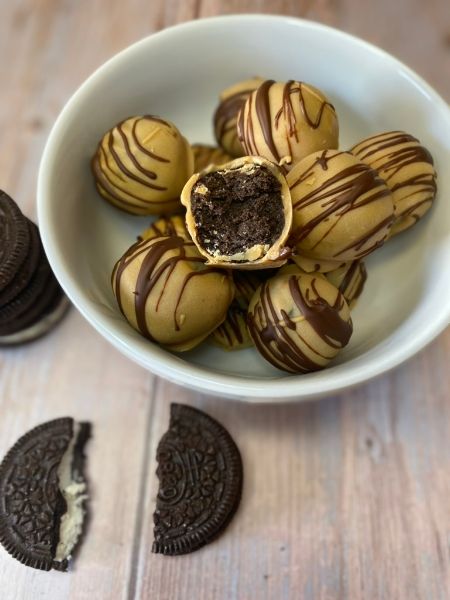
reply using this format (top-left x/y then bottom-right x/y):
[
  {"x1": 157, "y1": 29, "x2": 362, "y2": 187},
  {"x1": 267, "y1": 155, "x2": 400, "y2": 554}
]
[
  {"x1": 134, "y1": 332, "x2": 450, "y2": 600},
  {"x1": 0, "y1": 311, "x2": 155, "y2": 599},
  {"x1": 0, "y1": 0, "x2": 449, "y2": 599}
]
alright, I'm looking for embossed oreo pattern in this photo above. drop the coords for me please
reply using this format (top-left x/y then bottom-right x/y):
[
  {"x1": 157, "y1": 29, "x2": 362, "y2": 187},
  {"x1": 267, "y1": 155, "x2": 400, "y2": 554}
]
[
  {"x1": 0, "y1": 191, "x2": 30, "y2": 291},
  {"x1": 0, "y1": 418, "x2": 73, "y2": 571},
  {"x1": 153, "y1": 404, "x2": 243, "y2": 555}
]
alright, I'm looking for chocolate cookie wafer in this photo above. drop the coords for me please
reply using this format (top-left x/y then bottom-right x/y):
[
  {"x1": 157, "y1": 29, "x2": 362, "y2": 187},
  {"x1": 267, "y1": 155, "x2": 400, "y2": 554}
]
[
  {"x1": 0, "y1": 193, "x2": 70, "y2": 344},
  {"x1": 0, "y1": 219, "x2": 41, "y2": 307},
  {"x1": 153, "y1": 404, "x2": 243, "y2": 555},
  {"x1": 0, "y1": 418, "x2": 91, "y2": 571},
  {"x1": 0, "y1": 191, "x2": 30, "y2": 290},
  {"x1": 0, "y1": 247, "x2": 53, "y2": 331}
]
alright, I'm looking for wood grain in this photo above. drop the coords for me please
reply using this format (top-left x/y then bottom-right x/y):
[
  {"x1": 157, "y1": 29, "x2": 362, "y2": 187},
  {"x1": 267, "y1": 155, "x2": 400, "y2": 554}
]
[{"x1": 0, "y1": 1, "x2": 449, "y2": 599}]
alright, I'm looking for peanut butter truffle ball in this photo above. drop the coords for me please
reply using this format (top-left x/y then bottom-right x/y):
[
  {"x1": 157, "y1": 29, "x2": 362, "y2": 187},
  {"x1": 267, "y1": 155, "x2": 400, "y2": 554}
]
[
  {"x1": 181, "y1": 156, "x2": 293, "y2": 269},
  {"x1": 112, "y1": 235, "x2": 234, "y2": 352},
  {"x1": 351, "y1": 131, "x2": 437, "y2": 236},
  {"x1": 291, "y1": 254, "x2": 347, "y2": 274},
  {"x1": 287, "y1": 150, "x2": 395, "y2": 262},
  {"x1": 280, "y1": 260, "x2": 367, "y2": 309},
  {"x1": 237, "y1": 80, "x2": 339, "y2": 171},
  {"x1": 92, "y1": 115, "x2": 194, "y2": 215},
  {"x1": 325, "y1": 260, "x2": 367, "y2": 309},
  {"x1": 211, "y1": 271, "x2": 261, "y2": 351},
  {"x1": 192, "y1": 144, "x2": 232, "y2": 172},
  {"x1": 213, "y1": 77, "x2": 263, "y2": 157},
  {"x1": 247, "y1": 272, "x2": 353, "y2": 374},
  {"x1": 139, "y1": 215, "x2": 190, "y2": 242}
]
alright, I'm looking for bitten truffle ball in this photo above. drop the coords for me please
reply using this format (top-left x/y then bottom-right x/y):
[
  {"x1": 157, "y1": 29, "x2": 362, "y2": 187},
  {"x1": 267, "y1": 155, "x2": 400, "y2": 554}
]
[
  {"x1": 112, "y1": 235, "x2": 234, "y2": 351},
  {"x1": 92, "y1": 115, "x2": 194, "y2": 215},
  {"x1": 237, "y1": 80, "x2": 339, "y2": 171},
  {"x1": 181, "y1": 156, "x2": 293, "y2": 269},
  {"x1": 247, "y1": 272, "x2": 353, "y2": 373},
  {"x1": 351, "y1": 131, "x2": 437, "y2": 236},
  {"x1": 287, "y1": 150, "x2": 395, "y2": 262}
]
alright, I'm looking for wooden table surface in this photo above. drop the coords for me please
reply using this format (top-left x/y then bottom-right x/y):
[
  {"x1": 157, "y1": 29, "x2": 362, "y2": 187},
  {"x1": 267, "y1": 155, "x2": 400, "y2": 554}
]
[{"x1": 1, "y1": 1, "x2": 449, "y2": 599}]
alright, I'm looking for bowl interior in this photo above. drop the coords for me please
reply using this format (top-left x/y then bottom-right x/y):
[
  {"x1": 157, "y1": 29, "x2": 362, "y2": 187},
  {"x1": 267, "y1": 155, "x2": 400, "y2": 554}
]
[{"x1": 38, "y1": 16, "x2": 450, "y2": 400}]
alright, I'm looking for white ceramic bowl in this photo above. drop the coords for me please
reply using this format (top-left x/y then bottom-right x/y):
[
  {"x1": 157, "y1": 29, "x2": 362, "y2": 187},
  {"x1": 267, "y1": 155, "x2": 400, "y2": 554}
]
[{"x1": 38, "y1": 15, "x2": 450, "y2": 402}]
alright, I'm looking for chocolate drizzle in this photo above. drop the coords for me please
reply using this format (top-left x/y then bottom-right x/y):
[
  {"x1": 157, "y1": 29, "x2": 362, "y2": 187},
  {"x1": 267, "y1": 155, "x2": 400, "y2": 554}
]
[
  {"x1": 214, "y1": 81, "x2": 262, "y2": 154},
  {"x1": 335, "y1": 260, "x2": 367, "y2": 304},
  {"x1": 92, "y1": 115, "x2": 182, "y2": 212},
  {"x1": 113, "y1": 236, "x2": 229, "y2": 341},
  {"x1": 289, "y1": 277, "x2": 352, "y2": 348},
  {"x1": 288, "y1": 151, "x2": 394, "y2": 258},
  {"x1": 351, "y1": 131, "x2": 437, "y2": 226},
  {"x1": 213, "y1": 306, "x2": 251, "y2": 349},
  {"x1": 238, "y1": 80, "x2": 337, "y2": 167},
  {"x1": 247, "y1": 274, "x2": 352, "y2": 373}
]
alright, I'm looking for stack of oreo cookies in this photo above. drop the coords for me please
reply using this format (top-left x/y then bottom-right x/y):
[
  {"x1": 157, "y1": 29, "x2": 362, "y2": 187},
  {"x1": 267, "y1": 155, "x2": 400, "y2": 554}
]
[{"x1": 0, "y1": 191, "x2": 69, "y2": 345}]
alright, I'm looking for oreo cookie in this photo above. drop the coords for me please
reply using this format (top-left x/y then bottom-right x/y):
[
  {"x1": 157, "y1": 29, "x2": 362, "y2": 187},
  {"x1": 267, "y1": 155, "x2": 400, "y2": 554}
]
[
  {"x1": 0, "y1": 191, "x2": 30, "y2": 290},
  {"x1": 0, "y1": 193, "x2": 70, "y2": 344},
  {"x1": 153, "y1": 404, "x2": 243, "y2": 555},
  {"x1": 0, "y1": 219, "x2": 41, "y2": 307},
  {"x1": 0, "y1": 418, "x2": 91, "y2": 571},
  {"x1": 0, "y1": 249, "x2": 53, "y2": 332}
]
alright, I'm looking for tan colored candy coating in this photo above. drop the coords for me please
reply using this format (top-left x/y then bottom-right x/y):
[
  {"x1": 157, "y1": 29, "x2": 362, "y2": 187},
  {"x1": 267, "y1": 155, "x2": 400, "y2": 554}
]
[
  {"x1": 139, "y1": 215, "x2": 190, "y2": 242},
  {"x1": 211, "y1": 308, "x2": 254, "y2": 351},
  {"x1": 192, "y1": 144, "x2": 233, "y2": 172},
  {"x1": 351, "y1": 131, "x2": 437, "y2": 235},
  {"x1": 237, "y1": 80, "x2": 339, "y2": 171},
  {"x1": 247, "y1": 272, "x2": 352, "y2": 373},
  {"x1": 287, "y1": 150, "x2": 394, "y2": 261},
  {"x1": 112, "y1": 235, "x2": 234, "y2": 351},
  {"x1": 181, "y1": 156, "x2": 293, "y2": 269},
  {"x1": 280, "y1": 259, "x2": 367, "y2": 310},
  {"x1": 92, "y1": 115, "x2": 194, "y2": 215},
  {"x1": 324, "y1": 260, "x2": 367, "y2": 308},
  {"x1": 211, "y1": 271, "x2": 261, "y2": 351},
  {"x1": 291, "y1": 254, "x2": 347, "y2": 274},
  {"x1": 213, "y1": 77, "x2": 264, "y2": 157}
]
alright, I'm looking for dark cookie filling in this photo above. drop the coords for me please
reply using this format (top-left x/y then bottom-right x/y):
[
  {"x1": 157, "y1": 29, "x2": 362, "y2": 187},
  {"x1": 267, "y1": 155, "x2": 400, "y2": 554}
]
[{"x1": 191, "y1": 165, "x2": 284, "y2": 257}]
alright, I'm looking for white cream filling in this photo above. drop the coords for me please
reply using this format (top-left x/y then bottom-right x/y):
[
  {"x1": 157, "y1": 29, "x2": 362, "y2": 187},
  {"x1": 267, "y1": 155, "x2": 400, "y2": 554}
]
[{"x1": 54, "y1": 423, "x2": 88, "y2": 563}]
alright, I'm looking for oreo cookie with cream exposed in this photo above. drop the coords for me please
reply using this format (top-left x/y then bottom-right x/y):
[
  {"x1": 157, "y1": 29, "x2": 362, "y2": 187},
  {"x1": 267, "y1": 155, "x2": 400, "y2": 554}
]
[
  {"x1": 152, "y1": 404, "x2": 243, "y2": 555},
  {"x1": 0, "y1": 418, "x2": 91, "y2": 571},
  {"x1": 0, "y1": 191, "x2": 30, "y2": 291}
]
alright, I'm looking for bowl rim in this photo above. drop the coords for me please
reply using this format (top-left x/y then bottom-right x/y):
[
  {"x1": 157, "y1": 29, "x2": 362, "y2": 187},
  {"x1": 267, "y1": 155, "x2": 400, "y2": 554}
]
[{"x1": 37, "y1": 13, "x2": 450, "y2": 401}]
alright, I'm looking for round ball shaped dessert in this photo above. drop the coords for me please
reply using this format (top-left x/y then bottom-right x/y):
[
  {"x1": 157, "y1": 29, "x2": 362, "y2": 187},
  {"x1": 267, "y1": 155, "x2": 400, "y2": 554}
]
[
  {"x1": 279, "y1": 259, "x2": 366, "y2": 309},
  {"x1": 211, "y1": 271, "x2": 262, "y2": 351},
  {"x1": 139, "y1": 214, "x2": 190, "y2": 242},
  {"x1": 192, "y1": 144, "x2": 232, "y2": 172},
  {"x1": 213, "y1": 77, "x2": 263, "y2": 157},
  {"x1": 325, "y1": 260, "x2": 367, "y2": 309},
  {"x1": 290, "y1": 254, "x2": 347, "y2": 274},
  {"x1": 286, "y1": 150, "x2": 395, "y2": 261},
  {"x1": 351, "y1": 131, "x2": 437, "y2": 236},
  {"x1": 247, "y1": 272, "x2": 353, "y2": 373},
  {"x1": 91, "y1": 115, "x2": 194, "y2": 215},
  {"x1": 112, "y1": 235, "x2": 234, "y2": 351},
  {"x1": 237, "y1": 80, "x2": 339, "y2": 171},
  {"x1": 181, "y1": 156, "x2": 293, "y2": 270}
]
